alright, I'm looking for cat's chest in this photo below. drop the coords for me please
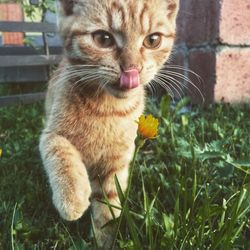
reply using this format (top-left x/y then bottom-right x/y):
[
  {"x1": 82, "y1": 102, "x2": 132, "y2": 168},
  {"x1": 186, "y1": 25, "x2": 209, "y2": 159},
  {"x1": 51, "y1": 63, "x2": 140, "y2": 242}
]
[
  {"x1": 53, "y1": 93, "x2": 144, "y2": 165},
  {"x1": 75, "y1": 114, "x2": 137, "y2": 143},
  {"x1": 62, "y1": 111, "x2": 139, "y2": 164}
]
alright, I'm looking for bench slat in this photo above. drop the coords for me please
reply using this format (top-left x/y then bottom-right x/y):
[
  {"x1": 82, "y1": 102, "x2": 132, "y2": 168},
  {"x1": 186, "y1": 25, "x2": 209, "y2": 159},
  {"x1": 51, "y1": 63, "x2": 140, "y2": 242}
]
[
  {"x1": 0, "y1": 92, "x2": 45, "y2": 107},
  {"x1": 0, "y1": 55, "x2": 62, "y2": 67},
  {"x1": 0, "y1": 21, "x2": 58, "y2": 33}
]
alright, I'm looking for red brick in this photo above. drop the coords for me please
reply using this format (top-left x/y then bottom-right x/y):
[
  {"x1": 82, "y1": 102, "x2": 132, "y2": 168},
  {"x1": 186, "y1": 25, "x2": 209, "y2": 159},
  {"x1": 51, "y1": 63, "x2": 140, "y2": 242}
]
[
  {"x1": 176, "y1": 0, "x2": 220, "y2": 46},
  {"x1": 0, "y1": 3, "x2": 24, "y2": 46},
  {"x1": 215, "y1": 48, "x2": 250, "y2": 103},
  {"x1": 188, "y1": 50, "x2": 216, "y2": 103},
  {"x1": 0, "y1": 4, "x2": 6, "y2": 20},
  {"x1": 220, "y1": 0, "x2": 250, "y2": 45}
]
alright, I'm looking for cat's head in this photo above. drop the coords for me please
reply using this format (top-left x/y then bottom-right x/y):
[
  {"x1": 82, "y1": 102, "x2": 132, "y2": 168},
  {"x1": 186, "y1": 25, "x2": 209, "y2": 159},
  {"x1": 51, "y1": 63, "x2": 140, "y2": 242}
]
[{"x1": 59, "y1": 0, "x2": 179, "y2": 98}]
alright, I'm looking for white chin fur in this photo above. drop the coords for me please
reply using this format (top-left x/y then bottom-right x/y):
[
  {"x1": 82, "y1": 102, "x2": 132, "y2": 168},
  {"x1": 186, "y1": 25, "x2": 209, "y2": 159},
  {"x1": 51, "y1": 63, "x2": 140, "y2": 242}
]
[{"x1": 104, "y1": 84, "x2": 140, "y2": 99}]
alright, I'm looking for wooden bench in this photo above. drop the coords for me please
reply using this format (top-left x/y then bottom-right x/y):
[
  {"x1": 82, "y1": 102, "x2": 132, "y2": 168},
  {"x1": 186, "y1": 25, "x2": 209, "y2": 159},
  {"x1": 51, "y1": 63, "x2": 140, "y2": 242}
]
[{"x1": 0, "y1": 20, "x2": 62, "y2": 107}]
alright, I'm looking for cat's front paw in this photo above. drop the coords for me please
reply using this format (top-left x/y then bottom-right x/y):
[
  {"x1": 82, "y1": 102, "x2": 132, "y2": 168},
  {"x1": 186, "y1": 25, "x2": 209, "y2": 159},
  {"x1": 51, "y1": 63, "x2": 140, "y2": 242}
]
[{"x1": 52, "y1": 176, "x2": 92, "y2": 221}]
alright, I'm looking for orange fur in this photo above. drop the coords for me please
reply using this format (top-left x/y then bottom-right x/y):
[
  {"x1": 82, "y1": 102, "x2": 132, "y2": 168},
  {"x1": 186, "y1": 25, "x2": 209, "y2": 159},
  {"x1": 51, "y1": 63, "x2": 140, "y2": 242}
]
[{"x1": 40, "y1": 0, "x2": 179, "y2": 248}]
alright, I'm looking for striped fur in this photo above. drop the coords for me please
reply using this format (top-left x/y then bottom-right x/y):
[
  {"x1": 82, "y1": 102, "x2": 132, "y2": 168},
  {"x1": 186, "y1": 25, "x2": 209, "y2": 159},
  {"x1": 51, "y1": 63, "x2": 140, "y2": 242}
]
[{"x1": 40, "y1": 0, "x2": 179, "y2": 248}]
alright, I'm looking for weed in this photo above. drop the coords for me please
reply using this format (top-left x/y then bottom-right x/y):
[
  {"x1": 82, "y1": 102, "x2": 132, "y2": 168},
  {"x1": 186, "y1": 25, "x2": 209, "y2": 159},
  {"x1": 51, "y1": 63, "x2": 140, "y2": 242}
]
[{"x1": 0, "y1": 98, "x2": 249, "y2": 249}]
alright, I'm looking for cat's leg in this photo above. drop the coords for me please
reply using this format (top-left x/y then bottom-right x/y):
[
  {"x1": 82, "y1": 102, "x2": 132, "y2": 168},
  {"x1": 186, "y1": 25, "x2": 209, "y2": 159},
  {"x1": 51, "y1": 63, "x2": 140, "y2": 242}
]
[
  {"x1": 91, "y1": 166, "x2": 129, "y2": 249},
  {"x1": 39, "y1": 132, "x2": 91, "y2": 221}
]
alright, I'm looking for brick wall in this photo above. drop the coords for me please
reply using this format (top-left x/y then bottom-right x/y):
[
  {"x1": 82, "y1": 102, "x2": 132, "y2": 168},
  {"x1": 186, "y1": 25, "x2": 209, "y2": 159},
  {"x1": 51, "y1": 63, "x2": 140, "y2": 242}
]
[
  {"x1": 174, "y1": 0, "x2": 250, "y2": 103},
  {"x1": 0, "y1": 3, "x2": 24, "y2": 46}
]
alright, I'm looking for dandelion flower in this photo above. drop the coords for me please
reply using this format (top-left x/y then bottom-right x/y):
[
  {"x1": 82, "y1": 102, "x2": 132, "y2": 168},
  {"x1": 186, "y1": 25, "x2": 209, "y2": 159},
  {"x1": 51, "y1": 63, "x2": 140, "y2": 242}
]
[
  {"x1": 0, "y1": 148, "x2": 2, "y2": 157},
  {"x1": 137, "y1": 114, "x2": 159, "y2": 139}
]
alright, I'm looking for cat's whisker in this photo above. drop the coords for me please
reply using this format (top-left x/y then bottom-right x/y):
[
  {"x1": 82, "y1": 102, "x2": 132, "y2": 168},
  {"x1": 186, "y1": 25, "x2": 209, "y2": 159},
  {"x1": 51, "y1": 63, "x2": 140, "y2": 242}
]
[
  {"x1": 99, "y1": 66, "x2": 120, "y2": 76},
  {"x1": 146, "y1": 82, "x2": 155, "y2": 97},
  {"x1": 65, "y1": 67, "x2": 117, "y2": 95},
  {"x1": 162, "y1": 72, "x2": 199, "y2": 98},
  {"x1": 70, "y1": 73, "x2": 103, "y2": 94},
  {"x1": 157, "y1": 73, "x2": 186, "y2": 97},
  {"x1": 152, "y1": 79, "x2": 175, "y2": 101},
  {"x1": 164, "y1": 74, "x2": 197, "y2": 98},
  {"x1": 64, "y1": 64, "x2": 98, "y2": 69},
  {"x1": 160, "y1": 69, "x2": 205, "y2": 101},
  {"x1": 97, "y1": 70, "x2": 118, "y2": 79},
  {"x1": 53, "y1": 71, "x2": 94, "y2": 89},
  {"x1": 52, "y1": 64, "x2": 99, "y2": 74},
  {"x1": 163, "y1": 64, "x2": 203, "y2": 80},
  {"x1": 155, "y1": 75, "x2": 182, "y2": 100},
  {"x1": 98, "y1": 66, "x2": 120, "y2": 78},
  {"x1": 147, "y1": 81, "x2": 158, "y2": 98},
  {"x1": 51, "y1": 67, "x2": 101, "y2": 83},
  {"x1": 52, "y1": 70, "x2": 85, "y2": 82},
  {"x1": 161, "y1": 65, "x2": 204, "y2": 97},
  {"x1": 56, "y1": 64, "x2": 99, "y2": 72},
  {"x1": 161, "y1": 70, "x2": 191, "y2": 86},
  {"x1": 146, "y1": 81, "x2": 154, "y2": 96},
  {"x1": 93, "y1": 81, "x2": 103, "y2": 98},
  {"x1": 64, "y1": 66, "x2": 100, "y2": 78},
  {"x1": 151, "y1": 78, "x2": 175, "y2": 100},
  {"x1": 96, "y1": 79, "x2": 110, "y2": 97},
  {"x1": 73, "y1": 74, "x2": 101, "y2": 84},
  {"x1": 161, "y1": 67, "x2": 203, "y2": 87}
]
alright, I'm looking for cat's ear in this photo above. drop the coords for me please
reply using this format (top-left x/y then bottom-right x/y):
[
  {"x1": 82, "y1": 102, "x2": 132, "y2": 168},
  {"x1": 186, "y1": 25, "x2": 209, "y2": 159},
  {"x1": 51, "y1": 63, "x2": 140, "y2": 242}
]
[
  {"x1": 59, "y1": 0, "x2": 77, "y2": 16},
  {"x1": 166, "y1": 0, "x2": 179, "y2": 21}
]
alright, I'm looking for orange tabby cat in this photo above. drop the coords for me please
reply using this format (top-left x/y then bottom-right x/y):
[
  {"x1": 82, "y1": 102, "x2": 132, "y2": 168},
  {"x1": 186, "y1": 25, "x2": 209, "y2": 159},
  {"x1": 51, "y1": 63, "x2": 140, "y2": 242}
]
[{"x1": 39, "y1": 0, "x2": 179, "y2": 248}]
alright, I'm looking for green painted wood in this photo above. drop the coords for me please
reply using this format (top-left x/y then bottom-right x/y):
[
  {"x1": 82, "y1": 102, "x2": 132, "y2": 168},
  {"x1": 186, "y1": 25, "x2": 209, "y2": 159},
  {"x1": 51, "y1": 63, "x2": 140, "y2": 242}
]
[
  {"x1": 0, "y1": 92, "x2": 45, "y2": 107},
  {"x1": 0, "y1": 21, "x2": 57, "y2": 33}
]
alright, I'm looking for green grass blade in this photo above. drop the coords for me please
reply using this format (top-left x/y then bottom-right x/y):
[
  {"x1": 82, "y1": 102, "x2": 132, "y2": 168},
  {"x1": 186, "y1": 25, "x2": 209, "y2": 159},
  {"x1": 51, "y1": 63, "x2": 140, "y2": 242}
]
[
  {"x1": 114, "y1": 175, "x2": 125, "y2": 205},
  {"x1": 90, "y1": 213, "x2": 99, "y2": 250},
  {"x1": 11, "y1": 203, "x2": 17, "y2": 250}
]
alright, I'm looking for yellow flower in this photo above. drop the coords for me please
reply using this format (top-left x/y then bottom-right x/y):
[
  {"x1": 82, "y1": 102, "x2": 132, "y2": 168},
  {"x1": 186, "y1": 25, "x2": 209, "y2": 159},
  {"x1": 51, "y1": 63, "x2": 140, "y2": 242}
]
[
  {"x1": 137, "y1": 114, "x2": 159, "y2": 139},
  {"x1": 0, "y1": 148, "x2": 2, "y2": 157}
]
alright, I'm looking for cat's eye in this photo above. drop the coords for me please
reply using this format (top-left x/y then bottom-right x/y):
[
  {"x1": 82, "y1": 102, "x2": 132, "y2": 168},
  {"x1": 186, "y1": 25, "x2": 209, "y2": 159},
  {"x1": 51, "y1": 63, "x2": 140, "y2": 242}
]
[
  {"x1": 92, "y1": 30, "x2": 116, "y2": 49},
  {"x1": 143, "y1": 33, "x2": 162, "y2": 49}
]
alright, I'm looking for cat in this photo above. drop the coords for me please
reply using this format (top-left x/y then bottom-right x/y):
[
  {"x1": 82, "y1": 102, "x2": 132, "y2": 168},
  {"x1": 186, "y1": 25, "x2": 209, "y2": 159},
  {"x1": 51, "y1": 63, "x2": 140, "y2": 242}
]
[{"x1": 39, "y1": 0, "x2": 179, "y2": 248}]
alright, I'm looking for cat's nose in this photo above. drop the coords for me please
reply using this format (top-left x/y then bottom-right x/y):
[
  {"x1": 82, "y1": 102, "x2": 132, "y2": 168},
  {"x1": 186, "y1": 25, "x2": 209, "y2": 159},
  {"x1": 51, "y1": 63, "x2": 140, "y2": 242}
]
[{"x1": 120, "y1": 64, "x2": 142, "y2": 73}]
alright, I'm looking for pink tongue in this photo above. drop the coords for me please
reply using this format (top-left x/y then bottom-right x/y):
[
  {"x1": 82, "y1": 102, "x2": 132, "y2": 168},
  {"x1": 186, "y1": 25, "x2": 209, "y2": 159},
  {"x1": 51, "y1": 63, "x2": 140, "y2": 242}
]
[{"x1": 120, "y1": 69, "x2": 140, "y2": 89}]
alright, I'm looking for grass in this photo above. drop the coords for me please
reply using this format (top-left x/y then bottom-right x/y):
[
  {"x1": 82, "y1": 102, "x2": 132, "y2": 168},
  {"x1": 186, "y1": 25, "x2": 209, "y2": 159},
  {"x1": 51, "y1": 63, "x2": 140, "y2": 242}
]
[{"x1": 0, "y1": 97, "x2": 250, "y2": 249}]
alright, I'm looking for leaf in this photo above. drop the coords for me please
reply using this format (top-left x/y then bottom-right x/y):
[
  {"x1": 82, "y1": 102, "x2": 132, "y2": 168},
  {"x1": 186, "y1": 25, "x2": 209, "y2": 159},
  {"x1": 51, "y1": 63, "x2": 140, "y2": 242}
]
[
  {"x1": 174, "y1": 97, "x2": 190, "y2": 114},
  {"x1": 198, "y1": 151, "x2": 225, "y2": 162},
  {"x1": 226, "y1": 158, "x2": 250, "y2": 174},
  {"x1": 228, "y1": 160, "x2": 250, "y2": 168},
  {"x1": 69, "y1": 239, "x2": 90, "y2": 250},
  {"x1": 114, "y1": 175, "x2": 125, "y2": 204},
  {"x1": 163, "y1": 213, "x2": 174, "y2": 238},
  {"x1": 215, "y1": 162, "x2": 234, "y2": 178},
  {"x1": 160, "y1": 95, "x2": 171, "y2": 119}
]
